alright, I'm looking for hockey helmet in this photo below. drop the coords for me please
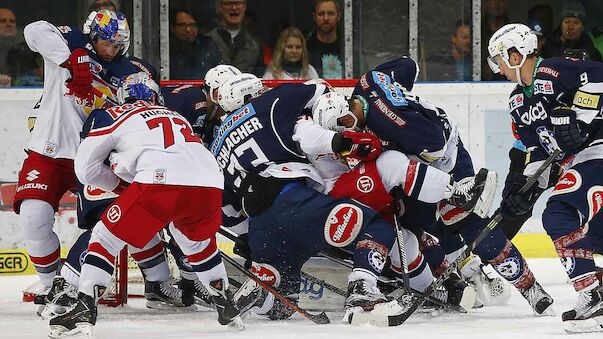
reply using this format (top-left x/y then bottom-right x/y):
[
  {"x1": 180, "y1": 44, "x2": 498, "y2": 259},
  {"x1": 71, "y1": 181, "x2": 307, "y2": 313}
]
[
  {"x1": 117, "y1": 72, "x2": 160, "y2": 104},
  {"x1": 217, "y1": 73, "x2": 265, "y2": 113},
  {"x1": 86, "y1": 9, "x2": 130, "y2": 55},
  {"x1": 487, "y1": 24, "x2": 537, "y2": 75},
  {"x1": 312, "y1": 92, "x2": 356, "y2": 132},
  {"x1": 205, "y1": 65, "x2": 242, "y2": 102}
]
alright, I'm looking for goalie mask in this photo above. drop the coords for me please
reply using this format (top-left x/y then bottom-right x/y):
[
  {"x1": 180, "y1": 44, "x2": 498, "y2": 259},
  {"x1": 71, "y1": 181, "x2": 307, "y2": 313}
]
[
  {"x1": 116, "y1": 72, "x2": 160, "y2": 104},
  {"x1": 85, "y1": 9, "x2": 131, "y2": 55},
  {"x1": 217, "y1": 73, "x2": 265, "y2": 113},
  {"x1": 487, "y1": 23, "x2": 537, "y2": 86},
  {"x1": 312, "y1": 92, "x2": 356, "y2": 132}
]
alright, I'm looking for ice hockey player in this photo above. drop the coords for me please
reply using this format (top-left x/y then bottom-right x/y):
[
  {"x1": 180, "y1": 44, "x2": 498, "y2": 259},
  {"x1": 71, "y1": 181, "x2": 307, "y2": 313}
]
[
  {"x1": 296, "y1": 91, "x2": 500, "y2": 309},
  {"x1": 210, "y1": 73, "x2": 412, "y2": 326},
  {"x1": 321, "y1": 57, "x2": 553, "y2": 315},
  {"x1": 13, "y1": 9, "x2": 146, "y2": 312},
  {"x1": 48, "y1": 72, "x2": 243, "y2": 337},
  {"x1": 488, "y1": 23, "x2": 603, "y2": 333}
]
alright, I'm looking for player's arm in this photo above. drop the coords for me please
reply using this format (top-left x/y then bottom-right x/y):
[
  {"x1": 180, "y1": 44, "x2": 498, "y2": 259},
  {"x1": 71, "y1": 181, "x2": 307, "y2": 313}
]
[{"x1": 23, "y1": 21, "x2": 70, "y2": 65}]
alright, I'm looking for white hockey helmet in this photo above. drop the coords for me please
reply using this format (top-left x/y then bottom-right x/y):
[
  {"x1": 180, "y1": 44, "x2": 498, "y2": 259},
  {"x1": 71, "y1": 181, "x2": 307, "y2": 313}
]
[
  {"x1": 204, "y1": 64, "x2": 242, "y2": 102},
  {"x1": 311, "y1": 92, "x2": 356, "y2": 132},
  {"x1": 217, "y1": 73, "x2": 265, "y2": 112},
  {"x1": 487, "y1": 23, "x2": 537, "y2": 84},
  {"x1": 116, "y1": 72, "x2": 160, "y2": 104}
]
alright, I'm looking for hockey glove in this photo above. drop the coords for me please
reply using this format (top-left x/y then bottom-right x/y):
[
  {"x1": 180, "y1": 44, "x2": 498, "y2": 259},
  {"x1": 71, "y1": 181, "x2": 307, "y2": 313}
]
[
  {"x1": 232, "y1": 233, "x2": 252, "y2": 269},
  {"x1": 500, "y1": 173, "x2": 541, "y2": 220},
  {"x1": 550, "y1": 106, "x2": 589, "y2": 154},
  {"x1": 61, "y1": 48, "x2": 94, "y2": 105},
  {"x1": 337, "y1": 131, "x2": 382, "y2": 161}
]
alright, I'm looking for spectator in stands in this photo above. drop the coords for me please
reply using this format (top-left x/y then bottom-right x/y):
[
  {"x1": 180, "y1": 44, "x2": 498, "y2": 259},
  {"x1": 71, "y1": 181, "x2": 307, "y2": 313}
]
[
  {"x1": 481, "y1": 0, "x2": 508, "y2": 80},
  {"x1": 170, "y1": 9, "x2": 222, "y2": 79},
  {"x1": 89, "y1": 0, "x2": 117, "y2": 12},
  {"x1": 527, "y1": 19, "x2": 546, "y2": 56},
  {"x1": 527, "y1": 4, "x2": 553, "y2": 40},
  {"x1": 306, "y1": 0, "x2": 344, "y2": 79},
  {"x1": 425, "y1": 19, "x2": 472, "y2": 81},
  {"x1": 0, "y1": 8, "x2": 22, "y2": 86},
  {"x1": 541, "y1": 2, "x2": 602, "y2": 61},
  {"x1": 263, "y1": 27, "x2": 319, "y2": 80},
  {"x1": 207, "y1": 0, "x2": 263, "y2": 75},
  {"x1": 6, "y1": 41, "x2": 43, "y2": 86}
]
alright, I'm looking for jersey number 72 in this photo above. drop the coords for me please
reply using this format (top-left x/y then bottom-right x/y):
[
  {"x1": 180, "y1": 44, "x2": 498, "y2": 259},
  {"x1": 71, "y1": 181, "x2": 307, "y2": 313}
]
[{"x1": 146, "y1": 116, "x2": 201, "y2": 148}]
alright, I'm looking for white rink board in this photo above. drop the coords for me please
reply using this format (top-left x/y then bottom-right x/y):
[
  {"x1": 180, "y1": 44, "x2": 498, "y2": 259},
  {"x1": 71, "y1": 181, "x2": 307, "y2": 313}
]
[{"x1": 0, "y1": 82, "x2": 542, "y2": 250}]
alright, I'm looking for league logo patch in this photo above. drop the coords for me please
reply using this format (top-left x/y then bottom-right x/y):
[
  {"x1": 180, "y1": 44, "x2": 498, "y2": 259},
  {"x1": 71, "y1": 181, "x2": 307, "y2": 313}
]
[
  {"x1": 154, "y1": 169, "x2": 166, "y2": 184},
  {"x1": 43, "y1": 141, "x2": 57, "y2": 157},
  {"x1": 106, "y1": 204, "x2": 122, "y2": 223},
  {"x1": 495, "y1": 257, "x2": 521, "y2": 281},
  {"x1": 368, "y1": 249, "x2": 387, "y2": 272},
  {"x1": 560, "y1": 257, "x2": 576, "y2": 275},
  {"x1": 324, "y1": 203, "x2": 363, "y2": 247},
  {"x1": 356, "y1": 176, "x2": 374, "y2": 193},
  {"x1": 587, "y1": 186, "x2": 603, "y2": 221},
  {"x1": 251, "y1": 262, "x2": 281, "y2": 287},
  {"x1": 551, "y1": 170, "x2": 582, "y2": 196}
]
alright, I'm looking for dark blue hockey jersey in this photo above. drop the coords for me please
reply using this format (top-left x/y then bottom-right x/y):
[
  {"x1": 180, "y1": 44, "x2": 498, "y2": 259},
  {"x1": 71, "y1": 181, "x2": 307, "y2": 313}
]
[
  {"x1": 209, "y1": 83, "x2": 325, "y2": 193},
  {"x1": 353, "y1": 61, "x2": 449, "y2": 158},
  {"x1": 160, "y1": 84, "x2": 209, "y2": 141},
  {"x1": 508, "y1": 57, "x2": 603, "y2": 164}
]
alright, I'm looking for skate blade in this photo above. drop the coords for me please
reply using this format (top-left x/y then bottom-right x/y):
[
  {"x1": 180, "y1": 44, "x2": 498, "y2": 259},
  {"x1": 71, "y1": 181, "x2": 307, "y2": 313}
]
[
  {"x1": 564, "y1": 315, "x2": 603, "y2": 333},
  {"x1": 145, "y1": 300, "x2": 193, "y2": 311},
  {"x1": 48, "y1": 323, "x2": 94, "y2": 338},
  {"x1": 226, "y1": 316, "x2": 245, "y2": 331},
  {"x1": 472, "y1": 171, "x2": 498, "y2": 218},
  {"x1": 536, "y1": 303, "x2": 556, "y2": 317}
]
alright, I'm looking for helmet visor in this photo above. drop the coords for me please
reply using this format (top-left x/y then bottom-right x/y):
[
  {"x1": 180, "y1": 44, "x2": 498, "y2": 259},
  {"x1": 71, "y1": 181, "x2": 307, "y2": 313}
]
[{"x1": 487, "y1": 56, "x2": 500, "y2": 74}]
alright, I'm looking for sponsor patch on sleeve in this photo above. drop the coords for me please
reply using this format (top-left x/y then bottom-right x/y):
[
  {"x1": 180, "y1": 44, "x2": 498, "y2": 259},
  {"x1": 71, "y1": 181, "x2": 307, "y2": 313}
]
[{"x1": 573, "y1": 91, "x2": 600, "y2": 109}]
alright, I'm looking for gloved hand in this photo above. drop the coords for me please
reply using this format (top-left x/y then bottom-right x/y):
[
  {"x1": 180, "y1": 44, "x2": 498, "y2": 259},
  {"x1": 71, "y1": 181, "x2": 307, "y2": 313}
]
[
  {"x1": 232, "y1": 233, "x2": 252, "y2": 269},
  {"x1": 341, "y1": 131, "x2": 382, "y2": 161},
  {"x1": 500, "y1": 173, "x2": 541, "y2": 219},
  {"x1": 550, "y1": 106, "x2": 589, "y2": 153},
  {"x1": 60, "y1": 48, "x2": 93, "y2": 104}
]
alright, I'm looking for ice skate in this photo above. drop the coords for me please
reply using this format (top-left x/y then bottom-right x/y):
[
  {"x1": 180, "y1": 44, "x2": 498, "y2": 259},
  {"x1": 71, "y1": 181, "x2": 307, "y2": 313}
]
[
  {"x1": 562, "y1": 285, "x2": 603, "y2": 333},
  {"x1": 344, "y1": 279, "x2": 405, "y2": 326},
  {"x1": 431, "y1": 273, "x2": 477, "y2": 312},
  {"x1": 519, "y1": 280, "x2": 554, "y2": 316},
  {"x1": 208, "y1": 278, "x2": 245, "y2": 330},
  {"x1": 447, "y1": 168, "x2": 497, "y2": 218},
  {"x1": 179, "y1": 276, "x2": 214, "y2": 309},
  {"x1": 144, "y1": 279, "x2": 187, "y2": 309},
  {"x1": 48, "y1": 291, "x2": 97, "y2": 338},
  {"x1": 40, "y1": 276, "x2": 78, "y2": 320}
]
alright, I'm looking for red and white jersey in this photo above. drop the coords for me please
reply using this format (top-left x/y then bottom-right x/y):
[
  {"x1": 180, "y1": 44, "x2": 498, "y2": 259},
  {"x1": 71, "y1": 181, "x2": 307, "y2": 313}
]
[
  {"x1": 24, "y1": 21, "x2": 85, "y2": 159},
  {"x1": 75, "y1": 100, "x2": 223, "y2": 192}
]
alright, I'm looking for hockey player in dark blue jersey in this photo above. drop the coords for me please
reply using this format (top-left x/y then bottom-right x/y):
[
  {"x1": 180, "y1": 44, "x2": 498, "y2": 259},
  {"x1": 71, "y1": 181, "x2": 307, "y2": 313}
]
[
  {"x1": 210, "y1": 73, "x2": 413, "y2": 325},
  {"x1": 320, "y1": 57, "x2": 554, "y2": 315},
  {"x1": 488, "y1": 23, "x2": 603, "y2": 333}
]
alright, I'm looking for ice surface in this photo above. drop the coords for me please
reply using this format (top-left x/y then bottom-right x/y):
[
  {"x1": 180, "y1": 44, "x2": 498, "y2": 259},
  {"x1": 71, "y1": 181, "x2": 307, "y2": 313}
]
[{"x1": 1, "y1": 258, "x2": 602, "y2": 339}]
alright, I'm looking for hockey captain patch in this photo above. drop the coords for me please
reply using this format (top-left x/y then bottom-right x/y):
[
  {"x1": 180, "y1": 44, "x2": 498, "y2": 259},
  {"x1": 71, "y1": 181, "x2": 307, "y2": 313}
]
[
  {"x1": 324, "y1": 203, "x2": 363, "y2": 247},
  {"x1": 573, "y1": 91, "x2": 600, "y2": 109}
]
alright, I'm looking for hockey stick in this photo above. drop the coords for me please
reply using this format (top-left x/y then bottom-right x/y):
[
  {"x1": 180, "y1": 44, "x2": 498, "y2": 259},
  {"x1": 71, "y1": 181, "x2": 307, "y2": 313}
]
[
  {"x1": 219, "y1": 253, "x2": 331, "y2": 325},
  {"x1": 390, "y1": 188, "x2": 411, "y2": 290},
  {"x1": 218, "y1": 227, "x2": 346, "y2": 296},
  {"x1": 393, "y1": 148, "x2": 563, "y2": 325},
  {"x1": 217, "y1": 227, "x2": 330, "y2": 324}
]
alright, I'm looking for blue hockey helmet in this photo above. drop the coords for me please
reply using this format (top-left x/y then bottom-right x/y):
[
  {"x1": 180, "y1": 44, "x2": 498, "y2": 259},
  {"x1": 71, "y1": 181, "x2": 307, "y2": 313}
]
[
  {"x1": 88, "y1": 9, "x2": 130, "y2": 55},
  {"x1": 117, "y1": 72, "x2": 160, "y2": 104}
]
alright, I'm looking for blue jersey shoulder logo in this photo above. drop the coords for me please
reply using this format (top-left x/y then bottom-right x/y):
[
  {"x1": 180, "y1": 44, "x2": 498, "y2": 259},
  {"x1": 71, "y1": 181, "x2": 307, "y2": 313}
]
[{"x1": 371, "y1": 71, "x2": 407, "y2": 107}]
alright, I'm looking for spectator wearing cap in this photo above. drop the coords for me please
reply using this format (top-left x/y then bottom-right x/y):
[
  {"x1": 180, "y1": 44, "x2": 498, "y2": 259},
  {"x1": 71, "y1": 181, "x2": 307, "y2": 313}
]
[
  {"x1": 170, "y1": 9, "x2": 222, "y2": 79},
  {"x1": 527, "y1": 19, "x2": 546, "y2": 55},
  {"x1": 541, "y1": 2, "x2": 601, "y2": 61}
]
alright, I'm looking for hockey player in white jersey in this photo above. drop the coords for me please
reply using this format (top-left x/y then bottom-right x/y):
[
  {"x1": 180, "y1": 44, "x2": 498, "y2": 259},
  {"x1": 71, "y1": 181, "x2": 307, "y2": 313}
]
[
  {"x1": 13, "y1": 10, "x2": 143, "y2": 308},
  {"x1": 48, "y1": 72, "x2": 243, "y2": 337}
]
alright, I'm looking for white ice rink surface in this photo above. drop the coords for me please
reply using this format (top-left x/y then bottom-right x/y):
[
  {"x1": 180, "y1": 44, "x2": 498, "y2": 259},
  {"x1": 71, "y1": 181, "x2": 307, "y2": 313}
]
[{"x1": 1, "y1": 258, "x2": 602, "y2": 339}]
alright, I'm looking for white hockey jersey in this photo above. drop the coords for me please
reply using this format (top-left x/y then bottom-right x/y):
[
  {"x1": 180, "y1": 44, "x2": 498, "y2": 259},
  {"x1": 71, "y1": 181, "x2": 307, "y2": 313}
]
[{"x1": 75, "y1": 100, "x2": 223, "y2": 192}]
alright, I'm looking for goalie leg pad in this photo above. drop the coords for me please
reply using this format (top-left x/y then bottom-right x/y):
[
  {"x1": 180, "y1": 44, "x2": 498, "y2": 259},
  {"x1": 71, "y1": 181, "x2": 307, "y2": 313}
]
[{"x1": 344, "y1": 299, "x2": 406, "y2": 327}]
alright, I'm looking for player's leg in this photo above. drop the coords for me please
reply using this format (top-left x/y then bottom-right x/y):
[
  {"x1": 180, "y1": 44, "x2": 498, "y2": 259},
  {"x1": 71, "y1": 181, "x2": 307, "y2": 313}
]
[
  {"x1": 542, "y1": 163, "x2": 603, "y2": 333},
  {"x1": 14, "y1": 153, "x2": 76, "y2": 308}
]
